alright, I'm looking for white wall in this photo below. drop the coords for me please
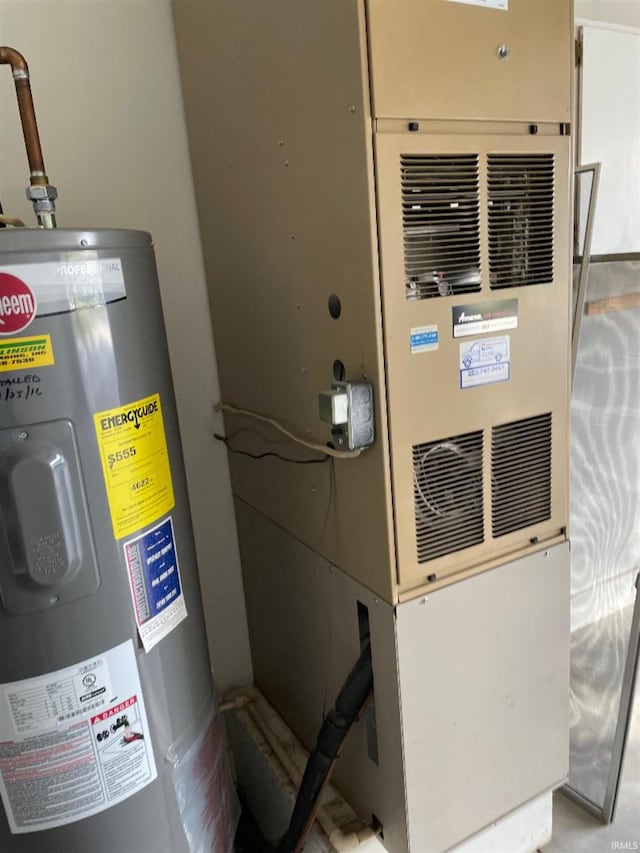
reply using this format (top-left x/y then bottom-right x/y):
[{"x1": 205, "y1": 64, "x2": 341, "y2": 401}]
[
  {"x1": 575, "y1": 0, "x2": 640, "y2": 28},
  {"x1": 0, "y1": 0, "x2": 252, "y2": 692}
]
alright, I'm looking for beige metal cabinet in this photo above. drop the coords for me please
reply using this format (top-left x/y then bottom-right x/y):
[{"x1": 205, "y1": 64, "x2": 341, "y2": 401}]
[{"x1": 173, "y1": 1, "x2": 573, "y2": 849}]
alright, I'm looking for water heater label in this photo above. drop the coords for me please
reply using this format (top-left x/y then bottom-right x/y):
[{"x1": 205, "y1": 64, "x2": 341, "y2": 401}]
[
  {"x1": 94, "y1": 392, "x2": 176, "y2": 539},
  {"x1": 124, "y1": 516, "x2": 188, "y2": 652},
  {"x1": 0, "y1": 640, "x2": 157, "y2": 834},
  {"x1": 0, "y1": 257, "x2": 126, "y2": 318},
  {"x1": 0, "y1": 334, "x2": 55, "y2": 372}
]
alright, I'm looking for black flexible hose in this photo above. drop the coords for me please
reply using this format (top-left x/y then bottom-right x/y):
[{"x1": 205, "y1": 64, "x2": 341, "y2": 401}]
[{"x1": 278, "y1": 641, "x2": 373, "y2": 853}]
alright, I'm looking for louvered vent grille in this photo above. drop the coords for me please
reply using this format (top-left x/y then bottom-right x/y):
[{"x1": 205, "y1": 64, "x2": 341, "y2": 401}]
[
  {"x1": 401, "y1": 154, "x2": 481, "y2": 300},
  {"x1": 413, "y1": 430, "x2": 484, "y2": 563},
  {"x1": 492, "y1": 414, "x2": 552, "y2": 537},
  {"x1": 488, "y1": 154, "x2": 554, "y2": 289}
]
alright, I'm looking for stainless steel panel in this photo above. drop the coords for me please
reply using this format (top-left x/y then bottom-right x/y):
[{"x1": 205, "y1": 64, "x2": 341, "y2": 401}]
[{"x1": 567, "y1": 258, "x2": 640, "y2": 821}]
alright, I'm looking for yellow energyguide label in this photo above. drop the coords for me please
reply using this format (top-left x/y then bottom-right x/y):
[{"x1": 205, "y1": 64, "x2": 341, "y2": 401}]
[
  {"x1": 0, "y1": 335, "x2": 55, "y2": 372},
  {"x1": 94, "y1": 393, "x2": 175, "y2": 540}
]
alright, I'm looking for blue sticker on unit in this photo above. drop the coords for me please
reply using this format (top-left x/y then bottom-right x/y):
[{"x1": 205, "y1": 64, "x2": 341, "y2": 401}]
[
  {"x1": 410, "y1": 325, "x2": 439, "y2": 353},
  {"x1": 125, "y1": 517, "x2": 181, "y2": 621}
]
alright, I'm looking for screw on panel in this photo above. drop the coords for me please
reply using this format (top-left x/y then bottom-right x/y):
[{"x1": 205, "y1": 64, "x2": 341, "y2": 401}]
[
  {"x1": 497, "y1": 45, "x2": 510, "y2": 60},
  {"x1": 529, "y1": 124, "x2": 538, "y2": 135},
  {"x1": 348, "y1": 105, "x2": 357, "y2": 113},
  {"x1": 80, "y1": 239, "x2": 88, "y2": 247},
  {"x1": 544, "y1": 551, "x2": 550, "y2": 557},
  {"x1": 427, "y1": 573, "x2": 437, "y2": 583},
  {"x1": 408, "y1": 121, "x2": 420, "y2": 132},
  {"x1": 18, "y1": 431, "x2": 28, "y2": 440}
]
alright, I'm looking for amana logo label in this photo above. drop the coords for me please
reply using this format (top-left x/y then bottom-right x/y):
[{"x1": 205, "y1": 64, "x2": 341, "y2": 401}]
[{"x1": 0, "y1": 273, "x2": 37, "y2": 335}]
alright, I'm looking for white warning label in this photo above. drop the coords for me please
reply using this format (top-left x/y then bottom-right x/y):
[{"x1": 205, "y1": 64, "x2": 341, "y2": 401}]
[{"x1": 0, "y1": 640, "x2": 157, "y2": 834}]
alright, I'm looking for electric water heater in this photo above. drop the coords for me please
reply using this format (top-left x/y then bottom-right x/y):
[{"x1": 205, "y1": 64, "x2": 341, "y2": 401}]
[
  {"x1": 0, "y1": 228, "x2": 237, "y2": 853},
  {"x1": 0, "y1": 41, "x2": 237, "y2": 851}
]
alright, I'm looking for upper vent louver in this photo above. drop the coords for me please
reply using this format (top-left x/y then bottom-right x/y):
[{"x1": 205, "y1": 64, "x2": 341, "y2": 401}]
[
  {"x1": 413, "y1": 430, "x2": 484, "y2": 563},
  {"x1": 492, "y1": 413, "x2": 552, "y2": 537},
  {"x1": 401, "y1": 154, "x2": 481, "y2": 300},
  {"x1": 488, "y1": 154, "x2": 554, "y2": 289}
]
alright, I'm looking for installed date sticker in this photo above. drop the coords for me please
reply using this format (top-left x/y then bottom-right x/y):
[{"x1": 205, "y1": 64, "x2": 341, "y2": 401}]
[
  {"x1": 460, "y1": 335, "x2": 510, "y2": 389},
  {"x1": 124, "y1": 516, "x2": 187, "y2": 653},
  {"x1": 0, "y1": 640, "x2": 156, "y2": 834}
]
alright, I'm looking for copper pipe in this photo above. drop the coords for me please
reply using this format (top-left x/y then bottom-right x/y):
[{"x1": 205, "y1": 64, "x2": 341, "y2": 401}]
[{"x1": 0, "y1": 46, "x2": 48, "y2": 183}]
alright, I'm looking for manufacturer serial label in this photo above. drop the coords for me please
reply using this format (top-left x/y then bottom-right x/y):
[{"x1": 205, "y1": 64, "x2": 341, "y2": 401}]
[
  {"x1": 452, "y1": 298, "x2": 518, "y2": 338},
  {"x1": 94, "y1": 393, "x2": 175, "y2": 539},
  {"x1": 0, "y1": 335, "x2": 55, "y2": 372}
]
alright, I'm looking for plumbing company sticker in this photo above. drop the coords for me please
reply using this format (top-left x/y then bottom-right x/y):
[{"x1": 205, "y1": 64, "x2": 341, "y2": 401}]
[
  {"x1": 123, "y1": 516, "x2": 187, "y2": 653},
  {"x1": 448, "y1": 0, "x2": 508, "y2": 10},
  {"x1": 0, "y1": 335, "x2": 55, "y2": 373},
  {"x1": 460, "y1": 335, "x2": 510, "y2": 389},
  {"x1": 0, "y1": 640, "x2": 157, "y2": 834},
  {"x1": 0, "y1": 258, "x2": 126, "y2": 318},
  {"x1": 452, "y1": 298, "x2": 518, "y2": 338},
  {"x1": 410, "y1": 324, "x2": 439, "y2": 353},
  {"x1": 94, "y1": 393, "x2": 176, "y2": 540}
]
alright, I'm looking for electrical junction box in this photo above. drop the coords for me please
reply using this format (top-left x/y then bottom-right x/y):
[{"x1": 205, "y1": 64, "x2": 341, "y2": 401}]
[
  {"x1": 173, "y1": 1, "x2": 573, "y2": 850},
  {"x1": 318, "y1": 380, "x2": 375, "y2": 450}
]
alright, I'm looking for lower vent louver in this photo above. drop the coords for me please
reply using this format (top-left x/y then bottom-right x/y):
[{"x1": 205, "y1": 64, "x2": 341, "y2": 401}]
[
  {"x1": 492, "y1": 413, "x2": 552, "y2": 537},
  {"x1": 413, "y1": 430, "x2": 484, "y2": 563}
]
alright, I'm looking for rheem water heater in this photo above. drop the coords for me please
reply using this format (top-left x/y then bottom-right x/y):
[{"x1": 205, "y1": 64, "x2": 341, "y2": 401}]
[{"x1": 0, "y1": 48, "x2": 237, "y2": 853}]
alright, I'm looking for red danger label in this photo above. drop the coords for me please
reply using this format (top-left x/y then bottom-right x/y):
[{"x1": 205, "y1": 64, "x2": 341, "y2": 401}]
[
  {"x1": 91, "y1": 695, "x2": 137, "y2": 725},
  {"x1": 0, "y1": 273, "x2": 37, "y2": 335}
]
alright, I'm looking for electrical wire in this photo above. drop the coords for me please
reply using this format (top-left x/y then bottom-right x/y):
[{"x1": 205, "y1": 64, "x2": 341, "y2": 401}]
[
  {"x1": 215, "y1": 401, "x2": 362, "y2": 459},
  {"x1": 214, "y1": 432, "x2": 329, "y2": 465},
  {"x1": 0, "y1": 214, "x2": 25, "y2": 227}
]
